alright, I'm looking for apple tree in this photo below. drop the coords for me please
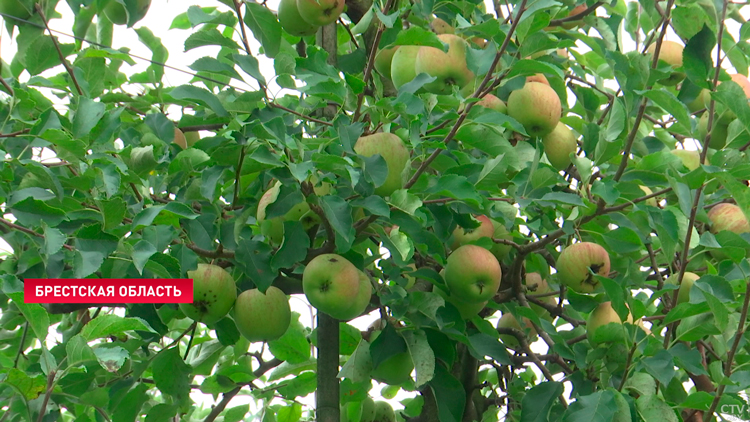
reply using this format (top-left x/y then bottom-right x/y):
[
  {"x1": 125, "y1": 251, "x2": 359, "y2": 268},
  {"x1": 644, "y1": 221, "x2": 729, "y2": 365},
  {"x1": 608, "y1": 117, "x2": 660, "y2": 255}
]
[{"x1": 2, "y1": 0, "x2": 750, "y2": 421}]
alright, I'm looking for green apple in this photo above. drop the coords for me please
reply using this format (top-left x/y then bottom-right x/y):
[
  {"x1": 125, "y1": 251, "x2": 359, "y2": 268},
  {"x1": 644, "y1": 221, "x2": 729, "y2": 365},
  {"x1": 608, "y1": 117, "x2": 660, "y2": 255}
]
[
  {"x1": 390, "y1": 46, "x2": 421, "y2": 89},
  {"x1": 542, "y1": 122, "x2": 578, "y2": 170},
  {"x1": 475, "y1": 94, "x2": 507, "y2": 113},
  {"x1": 556, "y1": 242, "x2": 610, "y2": 293},
  {"x1": 507, "y1": 81, "x2": 562, "y2": 138},
  {"x1": 353, "y1": 133, "x2": 411, "y2": 197},
  {"x1": 372, "y1": 401, "x2": 396, "y2": 422},
  {"x1": 665, "y1": 272, "x2": 700, "y2": 305},
  {"x1": 434, "y1": 284, "x2": 487, "y2": 319},
  {"x1": 444, "y1": 244, "x2": 502, "y2": 303},
  {"x1": 647, "y1": 40, "x2": 684, "y2": 85},
  {"x1": 180, "y1": 263, "x2": 237, "y2": 324},
  {"x1": 587, "y1": 301, "x2": 633, "y2": 346},
  {"x1": 296, "y1": 0, "x2": 344, "y2": 26},
  {"x1": 526, "y1": 273, "x2": 556, "y2": 320},
  {"x1": 257, "y1": 180, "x2": 329, "y2": 244},
  {"x1": 173, "y1": 128, "x2": 187, "y2": 149},
  {"x1": 370, "y1": 330, "x2": 414, "y2": 385},
  {"x1": 0, "y1": 0, "x2": 32, "y2": 24},
  {"x1": 234, "y1": 286, "x2": 291, "y2": 342},
  {"x1": 697, "y1": 112, "x2": 729, "y2": 149},
  {"x1": 707, "y1": 203, "x2": 750, "y2": 234},
  {"x1": 497, "y1": 313, "x2": 537, "y2": 349},
  {"x1": 103, "y1": 0, "x2": 151, "y2": 26},
  {"x1": 687, "y1": 89, "x2": 710, "y2": 113},
  {"x1": 670, "y1": 149, "x2": 703, "y2": 171},
  {"x1": 374, "y1": 46, "x2": 400, "y2": 80},
  {"x1": 490, "y1": 220, "x2": 513, "y2": 262},
  {"x1": 303, "y1": 254, "x2": 363, "y2": 318},
  {"x1": 638, "y1": 185, "x2": 658, "y2": 207},
  {"x1": 279, "y1": 0, "x2": 318, "y2": 36},
  {"x1": 185, "y1": 131, "x2": 201, "y2": 147},
  {"x1": 450, "y1": 214, "x2": 495, "y2": 250},
  {"x1": 341, "y1": 397, "x2": 376, "y2": 422},
  {"x1": 414, "y1": 34, "x2": 475, "y2": 94}
]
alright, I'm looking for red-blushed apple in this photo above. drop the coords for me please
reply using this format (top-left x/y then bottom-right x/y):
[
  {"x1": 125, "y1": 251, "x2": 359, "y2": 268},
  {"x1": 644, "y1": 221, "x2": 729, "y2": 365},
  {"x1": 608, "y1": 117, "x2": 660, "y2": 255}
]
[
  {"x1": 430, "y1": 17, "x2": 454, "y2": 34},
  {"x1": 233, "y1": 286, "x2": 291, "y2": 342},
  {"x1": 556, "y1": 242, "x2": 610, "y2": 293},
  {"x1": 369, "y1": 329, "x2": 414, "y2": 385},
  {"x1": 490, "y1": 220, "x2": 513, "y2": 262},
  {"x1": 414, "y1": 34, "x2": 475, "y2": 94},
  {"x1": 278, "y1": 0, "x2": 318, "y2": 36},
  {"x1": 329, "y1": 270, "x2": 373, "y2": 321},
  {"x1": 296, "y1": 0, "x2": 344, "y2": 26},
  {"x1": 374, "y1": 46, "x2": 399, "y2": 80},
  {"x1": 542, "y1": 122, "x2": 577, "y2": 170},
  {"x1": 526, "y1": 273, "x2": 556, "y2": 321},
  {"x1": 353, "y1": 133, "x2": 411, "y2": 197},
  {"x1": 729, "y1": 73, "x2": 750, "y2": 98},
  {"x1": 497, "y1": 313, "x2": 537, "y2": 349},
  {"x1": 507, "y1": 81, "x2": 562, "y2": 138},
  {"x1": 303, "y1": 254, "x2": 363, "y2": 318},
  {"x1": 475, "y1": 94, "x2": 507, "y2": 113},
  {"x1": 180, "y1": 263, "x2": 237, "y2": 324},
  {"x1": 173, "y1": 128, "x2": 187, "y2": 149},
  {"x1": 587, "y1": 301, "x2": 634, "y2": 346},
  {"x1": 526, "y1": 74, "x2": 550, "y2": 85},
  {"x1": 390, "y1": 45, "x2": 421, "y2": 89},
  {"x1": 562, "y1": 4, "x2": 588, "y2": 29},
  {"x1": 707, "y1": 203, "x2": 750, "y2": 234},
  {"x1": 450, "y1": 214, "x2": 495, "y2": 250},
  {"x1": 665, "y1": 272, "x2": 700, "y2": 305},
  {"x1": 444, "y1": 244, "x2": 502, "y2": 303},
  {"x1": 647, "y1": 40, "x2": 685, "y2": 85}
]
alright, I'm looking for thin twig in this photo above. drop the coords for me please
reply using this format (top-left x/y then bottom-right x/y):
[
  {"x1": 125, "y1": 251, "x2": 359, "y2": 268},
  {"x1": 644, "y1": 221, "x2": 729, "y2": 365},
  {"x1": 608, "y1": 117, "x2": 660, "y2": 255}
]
[
  {"x1": 35, "y1": 5, "x2": 83, "y2": 96},
  {"x1": 548, "y1": 2, "x2": 604, "y2": 26}
]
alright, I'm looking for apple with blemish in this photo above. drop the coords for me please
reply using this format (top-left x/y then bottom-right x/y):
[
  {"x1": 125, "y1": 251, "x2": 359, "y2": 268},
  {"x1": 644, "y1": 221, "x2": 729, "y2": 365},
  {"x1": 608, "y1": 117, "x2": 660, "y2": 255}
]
[
  {"x1": 180, "y1": 263, "x2": 237, "y2": 324},
  {"x1": 556, "y1": 242, "x2": 610, "y2": 293}
]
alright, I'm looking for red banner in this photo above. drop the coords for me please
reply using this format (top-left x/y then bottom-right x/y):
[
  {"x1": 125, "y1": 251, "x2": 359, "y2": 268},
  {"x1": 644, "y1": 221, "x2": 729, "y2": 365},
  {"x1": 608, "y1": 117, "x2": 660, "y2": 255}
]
[{"x1": 23, "y1": 279, "x2": 194, "y2": 303}]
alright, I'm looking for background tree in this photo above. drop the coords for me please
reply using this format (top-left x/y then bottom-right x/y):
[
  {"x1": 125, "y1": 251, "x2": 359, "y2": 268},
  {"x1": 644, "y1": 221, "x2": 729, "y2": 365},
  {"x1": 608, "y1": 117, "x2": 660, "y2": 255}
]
[{"x1": 1, "y1": 0, "x2": 750, "y2": 421}]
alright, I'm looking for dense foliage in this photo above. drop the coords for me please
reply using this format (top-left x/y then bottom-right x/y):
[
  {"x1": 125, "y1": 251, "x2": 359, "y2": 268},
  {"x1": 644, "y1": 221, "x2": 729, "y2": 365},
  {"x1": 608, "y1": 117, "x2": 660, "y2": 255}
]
[{"x1": 2, "y1": 0, "x2": 750, "y2": 421}]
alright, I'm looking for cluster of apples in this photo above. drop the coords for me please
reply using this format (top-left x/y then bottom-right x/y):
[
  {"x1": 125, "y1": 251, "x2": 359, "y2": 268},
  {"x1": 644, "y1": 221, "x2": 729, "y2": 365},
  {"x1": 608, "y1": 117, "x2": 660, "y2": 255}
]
[
  {"x1": 278, "y1": 0, "x2": 345, "y2": 37},
  {"x1": 179, "y1": 263, "x2": 293, "y2": 343},
  {"x1": 341, "y1": 397, "x2": 396, "y2": 422}
]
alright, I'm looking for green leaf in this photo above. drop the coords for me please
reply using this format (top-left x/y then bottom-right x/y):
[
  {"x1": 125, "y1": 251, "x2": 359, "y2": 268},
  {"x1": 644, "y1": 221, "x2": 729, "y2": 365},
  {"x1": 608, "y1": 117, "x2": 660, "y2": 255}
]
[
  {"x1": 225, "y1": 405, "x2": 250, "y2": 422},
  {"x1": 43, "y1": 222, "x2": 66, "y2": 256},
  {"x1": 520, "y1": 382, "x2": 564, "y2": 422},
  {"x1": 392, "y1": 26, "x2": 445, "y2": 49},
  {"x1": 268, "y1": 313, "x2": 311, "y2": 364},
  {"x1": 73, "y1": 97, "x2": 106, "y2": 138},
  {"x1": 152, "y1": 347, "x2": 192, "y2": 402},
  {"x1": 94, "y1": 346, "x2": 129, "y2": 372},
  {"x1": 640, "y1": 350, "x2": 676, "y2": 387},
  {"x1": 4, "y1": 368, "x2": 46, "y2": 401},
  {"x1": 170, "y1": 85, "x2": 228, "y2": 117},
  {"x1": 428, "y1": 364, "x2": 465, "y2": 422},
  {"x1": 25, "y1": 36, "x2": 75, "y2": 75},
  {"x1": 635, "y1": 394, "x2": 679, "y2": 422},
  {"x1": 81, "y1": 315, "x2": 155, "y2": 341},
  {"x1": 677, "y1": 392, "x2": 713, "y2": 412},
  {"x1": 683, "y1": 25, "x2": 716, "y2": 88},
  {"x1": 235, "y1": 239, "x2": 275, "y2": 292},
  {"x1": 642, "y1": 89, "x2": 692, "y2": 135},
  {"x1": 10, "y1": 197, "x2": 67, "y2": 227},
  {"x1": 403, "y1": 329, "x2": 435, "y2": 387},
  {"x1": 602, "y1": 227, "x2": 643, "y2": 254},
  {"x1": 277, "y1": 403, "x2": 302, "y2": 422},
  {"x1": 672, "y1": 5, "x2": 706, "y2": 40},
  {"x1": 134, "y1": 27, "x2": 169, "y2": 82},
  {"x1": 6, "y1": 291, "x2": 50, "y2": 342},
  {"x1": 338, "y1": 340, "x2": 373, "y2": 383},
  {"x1": 675, "y1": 313, "x2": 721, "y2": 341},
  {"x1": 320, "y1": 195, "x2": 355, "y2": 250},
  {"x1": 562, "y1": 389, "x2": 618, "y2": 422},
  {"x1": 145, "y1": 404, "x2": 178, "y2": 422},
  {"x1": 189, "y1": 57, "x2": 243, "y2": 81},
  {"x1": 243, "y1": 3, "x2": 281, "y2": 58},
  {"x1": 184, "y1": 28, "x2": 242, "y2": 51},
  {"x1": 132, "y1": 240, "x2": 157, "y2": 274},
  {"x1": 271, "y1": 221, "x2": 310, "y2": 272},
  {"x1": 233, "y1": 54, "x2": 267, "y2": 85}
]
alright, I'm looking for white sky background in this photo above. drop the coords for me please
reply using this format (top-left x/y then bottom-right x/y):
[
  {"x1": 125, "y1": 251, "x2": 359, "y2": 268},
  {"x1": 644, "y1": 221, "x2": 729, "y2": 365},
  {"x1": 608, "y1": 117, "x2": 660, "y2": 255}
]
[{"x1": 1, "y1": 0, "x2": 749, "y2": 420}]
